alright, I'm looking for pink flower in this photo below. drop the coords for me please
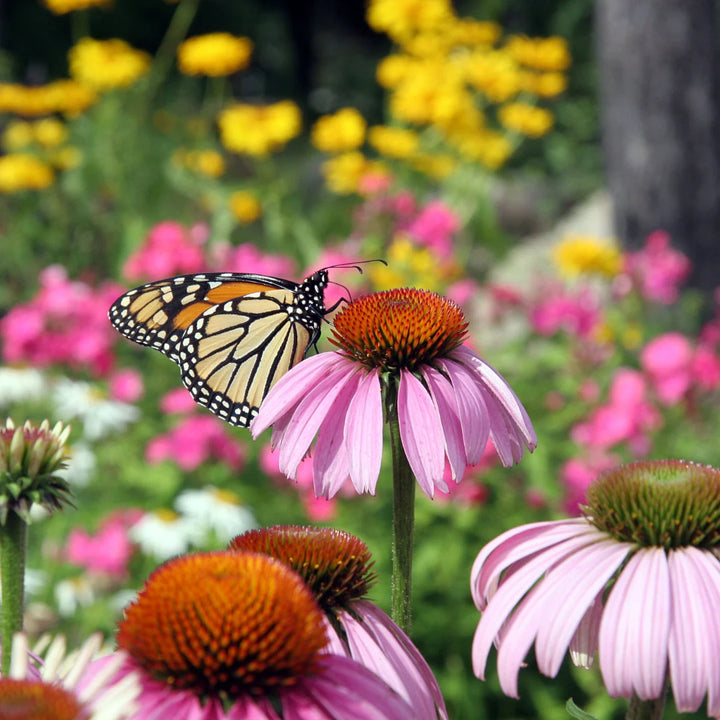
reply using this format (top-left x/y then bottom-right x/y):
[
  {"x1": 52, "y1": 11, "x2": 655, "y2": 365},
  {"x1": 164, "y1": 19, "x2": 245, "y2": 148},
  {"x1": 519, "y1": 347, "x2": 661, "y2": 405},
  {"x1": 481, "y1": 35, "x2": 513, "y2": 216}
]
[
  {"x1": 640, "y1": 333, "x2": 694, "y2": 404},
  {"x1": 209, "y1": 241, "x2": 297, "y2": 278},
  {"x1": 405, "y1": 200, "x2": 460, "y2": 261},
  {"x1": 692, "y1": 344, "x2": 720, "y2": 391},
  {"x1": 108, "y1": 369, "x2": 144, "y2": 403},
  {"x1": 529, "y1": 285, "x2": 601, "y2": 339},
  {"x1": 66, "y1": 519, "x2": 135, "y2": 576},
  {"x1": 471, "y1": 460, "x2": 720, "y2": 717},
  {"x1": 560, "y1": 453, "x2": 620, "y2": 515},
  {"x1": 158, "y1": 387, "x2": 198, "y2": 414},
  {"x1": 146, "y1": 415, "x2": 245, "y2": 471},
  {"x1": 0, "y1": 266, "x2": 123, "y2": 376},
  {"x1": 622, "y1": 230, "x2": 691, "y2": 304},
  {"x1": 229, "y1": 527, "x2": 447, "y2": 720},
  {"x1": 252, "y1": 289, "x2": 536, "y2": 499},
  {"x1": 571, "y1": 369, "x2": 661, "y2": 454},
  {"x1": 123, "y1": 221, "x2": 207, "y2": 281},
  {"x1": 110, "y1": 551, "x2": 413, "y2": 719}
]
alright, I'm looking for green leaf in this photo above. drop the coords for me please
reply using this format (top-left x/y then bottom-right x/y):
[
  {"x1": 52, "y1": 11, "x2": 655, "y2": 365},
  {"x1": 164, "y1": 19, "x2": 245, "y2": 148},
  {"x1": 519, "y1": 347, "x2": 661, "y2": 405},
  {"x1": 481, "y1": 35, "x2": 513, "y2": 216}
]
[{"x1": 566, "y1": 698, "x2": 598, "y2": 720}]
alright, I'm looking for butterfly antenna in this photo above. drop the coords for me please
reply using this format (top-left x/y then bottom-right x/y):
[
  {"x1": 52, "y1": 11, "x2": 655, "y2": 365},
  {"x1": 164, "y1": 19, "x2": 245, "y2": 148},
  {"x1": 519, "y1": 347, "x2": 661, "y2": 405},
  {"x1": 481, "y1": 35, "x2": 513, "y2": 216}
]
[{"x1": 323, "y1": 258, "x2": 387, "y2": 275}]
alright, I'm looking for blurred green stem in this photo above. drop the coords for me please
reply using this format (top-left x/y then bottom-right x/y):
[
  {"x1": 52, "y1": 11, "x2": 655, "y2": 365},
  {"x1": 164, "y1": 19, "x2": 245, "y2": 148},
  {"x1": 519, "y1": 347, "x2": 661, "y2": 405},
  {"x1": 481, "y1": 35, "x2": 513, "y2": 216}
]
[
  {"x1": 70, "y1": 9, "x2": 90, "y2": 44},
  {"x1": 1, "y1": 513, "x2": 27, "y2": 675},
  {"x1": 626, "y1": 684, "x2": 668, "y2": 720},
  {"x1": 386, "y1": 379, "x2": 415, "y2": 633},
  {"x1": 143, "y1": 0, "x2": 200, "y2": 111}
]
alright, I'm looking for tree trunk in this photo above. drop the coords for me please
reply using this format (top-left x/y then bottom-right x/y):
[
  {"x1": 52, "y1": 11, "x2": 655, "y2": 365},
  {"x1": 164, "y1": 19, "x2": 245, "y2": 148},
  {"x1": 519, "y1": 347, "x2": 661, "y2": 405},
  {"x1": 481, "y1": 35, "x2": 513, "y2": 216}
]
[{"x1": 595, "y1": 0, "x2": 720, "y2": 299}]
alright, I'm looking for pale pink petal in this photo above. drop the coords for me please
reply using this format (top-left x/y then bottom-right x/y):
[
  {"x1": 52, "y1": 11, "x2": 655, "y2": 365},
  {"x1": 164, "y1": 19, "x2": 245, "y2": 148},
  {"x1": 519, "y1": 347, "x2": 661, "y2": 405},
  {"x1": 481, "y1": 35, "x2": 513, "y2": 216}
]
[
  {"x1": 599, "y1": 548, "x2": 670, "y2": 700},
  {"x1": 435, "y1": 358, "x2": 489, "y2": 464},
  {"x1": 471, "y1": 519, "x2": 596, "y2": 609},
  {"x1": 397, "y1": 370, "x2": 445, "y2": 497},
  {"x1": 667, "y1": 548, "x2": 719, "y2": 713},
  {"x1": 277, "y1": 365, "x2": 359, "y2": 478},
  {"x1": 345, "y1": 370, "x2": 384, "y2": 495},
  {"x1": 696, "y1": 550, "x2": 720, "y2": 717},
  {"x1": 569, "y1": 593, "x2": 603, "y2": 669},
  {"x1": 251, "y1": 353, "x2": 349, "y2": 437},
  {"x1": 421, "y1": 365, "x2": 467, "y2": 480}
]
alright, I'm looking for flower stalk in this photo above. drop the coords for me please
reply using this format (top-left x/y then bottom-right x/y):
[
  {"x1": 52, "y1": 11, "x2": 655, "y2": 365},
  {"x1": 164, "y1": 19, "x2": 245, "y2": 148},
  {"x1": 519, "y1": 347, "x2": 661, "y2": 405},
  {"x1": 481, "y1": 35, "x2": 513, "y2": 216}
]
[
  {"x1": 386, "y1": 379, "x2": 416, "y2": 633},
  {"x1": 0, "y1": 511, "x2": 27, "y2": 675}
]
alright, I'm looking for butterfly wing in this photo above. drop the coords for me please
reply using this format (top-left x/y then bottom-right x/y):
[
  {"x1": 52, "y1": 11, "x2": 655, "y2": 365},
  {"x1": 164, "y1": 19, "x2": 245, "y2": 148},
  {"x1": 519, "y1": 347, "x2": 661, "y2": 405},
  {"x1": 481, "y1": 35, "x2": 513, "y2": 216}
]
[
  {"x1": 178, "y1": 288, "x2": 314, "y2": 427},
  {"x1": 109, "y1": 273, "x2": 297, "y2": 363}
]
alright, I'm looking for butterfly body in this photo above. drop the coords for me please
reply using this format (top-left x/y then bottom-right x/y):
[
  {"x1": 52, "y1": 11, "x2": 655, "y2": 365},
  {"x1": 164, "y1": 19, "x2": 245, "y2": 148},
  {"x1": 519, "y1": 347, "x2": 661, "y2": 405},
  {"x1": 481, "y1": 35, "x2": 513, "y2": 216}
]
[{"x1": 109, "y1": 270, "x2": 329, "y2": 427}]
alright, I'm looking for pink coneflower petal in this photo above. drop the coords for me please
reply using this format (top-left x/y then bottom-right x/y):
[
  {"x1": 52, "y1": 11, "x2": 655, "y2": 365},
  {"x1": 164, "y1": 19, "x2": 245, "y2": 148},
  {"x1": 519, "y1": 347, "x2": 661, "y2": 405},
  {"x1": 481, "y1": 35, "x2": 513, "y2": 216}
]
[
  {"x1": 569, "y1": 593, "x2": 603, "y2": 669},
  {"x1": 599, "y1": 548, "x2": 671, "y2": 700},
  {"x1": 313, "y1": 385, "x2": 355, "y2": 497},
  {"x1": 436, "y1": 358, "x2": 489, "y2": 465},
  {"x1": 667, "y1": 547, "x2": 720, "y2": 713},
  {"x1": 345, "y1": 370, "x2": 383, "y2": 494},
  {"x1": 277, "y1": 364, "x2": 358, "y2": 477},
  {"x1": 421, "y1": 366, "x2": 466, "y2": 481},
  {"x1": 398, "y1": 370, "x2": 445, "y2": 497}
]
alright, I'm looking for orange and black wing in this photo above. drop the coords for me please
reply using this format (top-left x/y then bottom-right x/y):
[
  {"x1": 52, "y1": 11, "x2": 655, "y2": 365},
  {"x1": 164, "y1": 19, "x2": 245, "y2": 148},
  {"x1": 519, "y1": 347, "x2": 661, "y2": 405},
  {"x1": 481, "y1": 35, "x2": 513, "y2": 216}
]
[{"x1": 108, "y1": 272, "x2": 296, "y2": 364}]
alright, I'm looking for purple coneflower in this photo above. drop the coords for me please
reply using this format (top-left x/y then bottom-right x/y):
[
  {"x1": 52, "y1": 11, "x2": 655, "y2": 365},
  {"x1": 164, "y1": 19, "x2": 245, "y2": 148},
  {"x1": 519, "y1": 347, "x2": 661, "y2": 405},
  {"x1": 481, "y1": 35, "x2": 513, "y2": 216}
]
[
  {"x1": 0, "y1": 632, "x2": 139, "y2": 720},
  {"x1": 251, "y1": 288, "x2": 536, "y2": 499},
  {"x1": 108, "y1": 550, "x2": 413, "y2": 719},
  {"x1": 229, "y1": 525, "x2": 448, "y2": 720},
  {"x1": 471, "y1": 460, "x2": 720, "y2": 718}
]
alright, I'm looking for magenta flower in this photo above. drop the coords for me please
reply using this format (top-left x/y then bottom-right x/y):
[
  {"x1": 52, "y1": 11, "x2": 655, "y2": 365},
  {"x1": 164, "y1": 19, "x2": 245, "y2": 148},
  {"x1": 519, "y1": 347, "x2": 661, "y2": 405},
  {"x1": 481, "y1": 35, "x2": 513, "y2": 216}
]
[
  {"x1": 229, "y1": 526, "x2": 447, "y2": 720},
  {"x1": 66, "y1": 518, "x2": 135, "y2": 576},
  {"x1": 209, "y1": 240, "x2": 297, "y2": 279},
  {"x1": 110, "y1": 550, "x2": 413, "y2": 719},
  {"x1": 252, "y1": 288, "x2": 536, "y2": 498},
  {"x1": 529, "y1": 284, "x2": 601, "y2": 339},
  {"x1": 471, "y1": 460, "x2": 720, "y2": 717}
]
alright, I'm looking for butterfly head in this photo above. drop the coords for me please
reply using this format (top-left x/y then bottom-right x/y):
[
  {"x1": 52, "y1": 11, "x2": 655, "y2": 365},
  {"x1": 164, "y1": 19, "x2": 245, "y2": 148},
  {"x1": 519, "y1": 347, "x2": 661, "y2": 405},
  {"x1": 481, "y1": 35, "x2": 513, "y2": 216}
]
[{"x1": 295, "y1": 270, "x2": 329, "y2": 317}]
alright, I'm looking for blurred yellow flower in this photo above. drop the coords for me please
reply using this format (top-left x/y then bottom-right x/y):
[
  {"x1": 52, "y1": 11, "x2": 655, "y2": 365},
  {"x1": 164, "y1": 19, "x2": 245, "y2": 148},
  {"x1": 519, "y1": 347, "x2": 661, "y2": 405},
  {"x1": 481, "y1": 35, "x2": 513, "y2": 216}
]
[
  {"x1": 376, "y1": 54, "x2": 415, "y2": 88},
  {"x1": 367, "y1": 0, "x2": 455, "y2": 42},
  {"x1": 498, "y1": 102, "x2": 554, "y2": 137},
  {"x1": 519, "y1": 71, "x2": 568, "y2": 98},
  {"x1": 33, "y1": 118, "x2": 68, "y2": 148},
  {"x1": 447, "y1": 129, "x2": 512, "y2": 170},
  {"x1": 311, "y1": 108, "x2": 366, "y2": 153},
  {"x1": 504, "y1": 35, "x2": 571, "y2": 72},
  {"x1": 450, "y1": 18, "x2": 501, "y2": 46},
  {"x1": 42, "y1": 0, "x2": 112, "y2": 13},
  {"x1": 0, "y1": 154, "x2": 54, "y2": 192},
  {"x1": 177, "y1": 33, "x2": 253, "y2": 77},
  {"x1": 50, "y1": 146, "x2": 82, "y2": 170},
  {"x1": 369, "y1": 235, "x2": 454, "y2": 291},
  {"x1": 463, "y1": 49, "x2": 521, "y2": 103},
  {"x1": 0, "y1": 80, "x2": 96, "y2": 117},
  {"x1": 408, "y1": 152, "x2": 455, "y2": 179},
  {"x1": 69, "y1": 38, "x2": 151, "y2": 91},
  {"x1": 321, "y1": 151, "x2": 386, "y2": 194},
  {"x1": 2, "y1": 120, "x2": 34, "y2": 151},
  {"x1": 367, "y1": 125, "x2": 419, "y2": 159},
  {"x1": 553, "y1": 235, "x2": 622, "y2": 279},
  {"x1": 175, "y1": 149, "x2": 226, "y2": 177},
  {"x1": 229, "y1": 190, "x2": 262, "y2": 224},
  {"x1": 218, "y1": 101, "x2": 302, "y2": 156}
]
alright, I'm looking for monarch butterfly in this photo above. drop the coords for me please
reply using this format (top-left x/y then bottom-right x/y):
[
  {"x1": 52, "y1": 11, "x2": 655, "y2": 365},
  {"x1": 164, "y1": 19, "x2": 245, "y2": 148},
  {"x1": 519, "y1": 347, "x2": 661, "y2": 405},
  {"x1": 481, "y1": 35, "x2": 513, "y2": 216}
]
[{"x1": 109, "y1": 270, "x2": 332, "y2": 428}]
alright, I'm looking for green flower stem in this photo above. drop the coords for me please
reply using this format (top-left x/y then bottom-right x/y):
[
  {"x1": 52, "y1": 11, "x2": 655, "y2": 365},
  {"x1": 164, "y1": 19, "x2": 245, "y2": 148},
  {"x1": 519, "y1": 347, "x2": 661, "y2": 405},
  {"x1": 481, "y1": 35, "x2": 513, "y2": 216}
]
[
  {"x1": 626, "y1": 680, "x2": 668, "y2": 720},
  {"x1": 1, "y1": 513, "x2": 28, "y2": 675},
  {"x1": 386, "y1": 384, "x2": 415, "y2": 634}
]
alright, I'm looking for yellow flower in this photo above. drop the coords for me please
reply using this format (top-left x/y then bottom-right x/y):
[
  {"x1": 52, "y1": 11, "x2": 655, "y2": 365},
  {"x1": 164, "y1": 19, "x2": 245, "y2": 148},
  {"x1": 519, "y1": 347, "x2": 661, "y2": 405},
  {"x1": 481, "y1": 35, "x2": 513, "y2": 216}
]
[
  {"x1": 218, "y1": 100, "x2": 302, "y2": 156},
  {"x1": 321, "y1": 151, "x2": 386, "y2": 194},
  {"x1": 0, "y1": 154, "x2": 54, "y2": 192},
  {"x1": 69, "y1": 38, "x2": 151, "y2": 91},
  {"x1": 367, "y1": 125, "x2": 419, "y2": 159},
  {"x1": 552, "y1": 235, "x2": 622, "y2": 279},
  {"x1": 311, "y1": 108, "x2": 366, "y2": 153},
  {"x1": 32, "y1": 118, "x2": 68, "y2": 148},
  {"x1": 367, "y1": 0, "x2": 455, "y2": 42},
  {"x1": 446, "y1": 129, "x2": 512, "y2": 170},
  {"x1": 46, "y1": 79, "x2": 98, "y2": 116},
  {"x1": 369, "y1": 235, "x2": 454, "y2": 291},
  {"x1": 182, "y1": 149, "x2": 226, "y2": 177},
  {"x1": 504, "y1": 35, "x2": 571, "y2": 72},
  {"x1": 498, "y1": 102, "x2": 554, "y2": 137},
  {"x1": 50, "y1": 146, "x2": 82, "y2": 170},
  {"x1": 1, "y1": 120, "x2": 34, "y2": 151},
  {"x1": 463, "y1": 49, "x2": 521, "y2": 103},
  {"x1": 177, "y1": 33, "x2": 253, "y2": 77},
  {"x1": 0, "y1": 81, "x2": 96, "y2": 117},
  {"x1": 519, "y1": 71, "x2": 568, "y2": 98},
  {"x1": 376, "y1": 54, "x2": 415, "y2": 88},
  {"x1": 449, "y1": 18, "x2": 501, "y2": 47},
  {"x1": 229, "y1": 190, "x2": 262, "y2": 224},
  {"x1": 42, "y1": 0, "x2": 112, "y2": 13},
  {"x1": 408, "y1": 152, "x2": 455, "y2": 179}
]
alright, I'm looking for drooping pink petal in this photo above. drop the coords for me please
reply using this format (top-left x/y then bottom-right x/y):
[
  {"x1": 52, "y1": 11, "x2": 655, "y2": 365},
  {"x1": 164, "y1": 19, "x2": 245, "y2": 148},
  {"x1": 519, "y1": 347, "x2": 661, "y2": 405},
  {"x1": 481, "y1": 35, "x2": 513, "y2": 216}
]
[
  {"x1": 435, "y1": 358, "x2": 489, "y2": 464},
  {"x1": 667, "y1": 548, "x2": 719, "y2": 713},
  {"x1": 277, "y1": 364, "x2": 359, "y2": 478},
  {"x1": 344, "y1": 369, "x2": 384, "y2": 495},
  {"x1": 397, "y1": 370, "x2": 445, "y2": 497},
  {"x1": 599, "y1": 547, "x2": 670, "y2": 700},
  {"x1": 421, "y1": 366, "x2": 467, "y2": 481},
  {"x1": 695, "y1": 550, "x2": 720, "y2": 717},
  {"x1": 569, "y1": 593, "x2": 603, "y2": 669},
  {"x1": 251, "y1": 353, "x2": 349, "y2": 437}
]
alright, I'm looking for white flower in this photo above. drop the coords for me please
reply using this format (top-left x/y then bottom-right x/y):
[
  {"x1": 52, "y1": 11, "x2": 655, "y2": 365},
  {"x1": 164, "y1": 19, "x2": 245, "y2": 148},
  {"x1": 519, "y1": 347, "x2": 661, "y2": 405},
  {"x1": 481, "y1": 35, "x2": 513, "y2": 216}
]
[
  {"x1": 54, "y1": 576, "x2": 95, "y2": 617},
  {"x1": 52, "y1": 378, "x2": 139, "y2": 441},
  {"x1": 129, "y1": 510, "x2": 204, "y2": 561},
  {"x1": 175, "y1": 486, "x2": 257, "y2": 544},
  {"x1": 56, "y1": 441, "x2": 97, "y2": 487},
  {"x1": 0, "y1": 367, "x2": 47, "y2": 407}
]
